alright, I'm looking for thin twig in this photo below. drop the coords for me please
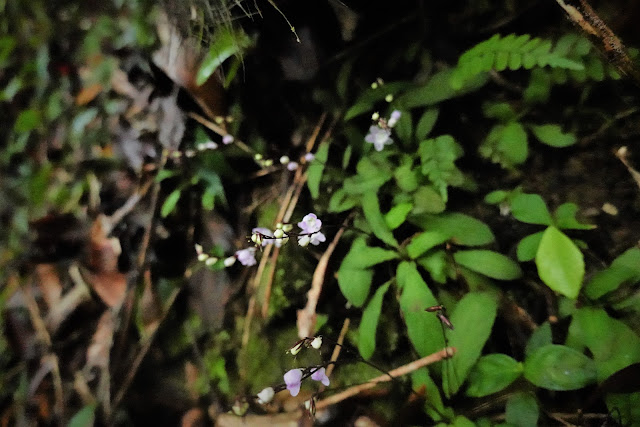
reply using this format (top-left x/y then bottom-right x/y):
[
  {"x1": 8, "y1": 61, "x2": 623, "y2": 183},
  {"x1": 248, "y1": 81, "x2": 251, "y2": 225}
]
[
  {"x1": 324, "y1": 318, "x2": 350, "y2": 379},
  {"x1": 187, "y1": 112, "x2": 252, "y2": 154},
  {"x1": 296, "y1": 215, "x2": 350, "y2": 338},
  {"x1": 315, "y1": 347, "x2": 457, "y2": 410}
]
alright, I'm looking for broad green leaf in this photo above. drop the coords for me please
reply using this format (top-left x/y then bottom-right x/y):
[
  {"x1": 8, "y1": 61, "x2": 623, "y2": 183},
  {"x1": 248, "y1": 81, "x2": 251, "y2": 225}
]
[
  {"x1": 530, "y1": 124, "x2": 577, "y2": 147},
  {"x1": 525, "y1": 322, "x2": 552, "y2": 356},
  {"x1": 394, "y1": 161, "x2": 419, "y2": 192},
  {"x1": 482, "y1": 101, "x2": 516, "y2": 121},
  {"x1": 415, "y1": 108, "x2": 440, "y2": 140},
  {"x1": 14, "y1": 109, "x2": 42, "y2": 133},
  {"x1": 412, "y1": 186, "x2": 446, "y2": 214},
  {"x1": 566, "y1": 308, "x2": 640, "y2": 382},
  {"x1": 412, "y1": 369, "x2": 453, "y2": 422},
  {"x1": 197, "y1": 28, "x2": 250, "y2": 85},
  {"x1": 361, "y1": 192, "x2": 398, "y2": 247},
  {"x1": 454, "y1": 250, "x2": 522, "y2": 280},
  {"x1": 411, "y1": 213, "x2": 495, "y2": 246},
  {"x1": 307, "y1": 142, "x2": 329, "y2": 199},
  {"x1": 497, "y1": 121, "x2": 529, "y2": 164},
  {"x1": 397, "y1": 262, "x2": 442, "y2": 357},
  {"x1": 394, "y1": 109, "x2": 412, "y2": 144},
  {"x1": 444, "y1": 292, "x2": 498, "y2": 397},
  {"x1": 385, "y1": 202, "x2": 413, "y2": 230},
  {"x1": 397, "y1": 68, "x2": 488, "y2": 109},
  {"x1": 484, "y1": 190, "x2": 508, "y2": 204},
  {"x1": 417, "y1": 250, "x2": 449, "y2": 284},
  {"x1": 328, "y1": 188, "x2": 358, "y2": 212},
  {"x1": 606, "y1": 392, "x2": 640, "y2": 427},
  {"x1": 585, "y1": 247, "x2": 640, "y2": 299},
  {"x1": 505, "y1": 392, "x2": 539, "y2": 427},
  {"x1": 524, "y1": 344, "x2": 596, "y2": 390},
  {"x1": 536, "y1": 226, "x2": 584, "y2": 299},
  {"x1": 511, "y1": 193, "x2": 552, "y2": 225},
  {"x1": 161, "y1": 189, "x2": 181, "y2": 217},
  {"x1": 554, "y1": 203, "x2": 595, "y2": 230},
  {"x1": 337, "y1": 238, "x2": 398, "y2": 307},
  {"x1": 516, "y1": 231, "x2": 544, "y2": 262},
  {"x1": 68, "y1": 405, "x2": 96, "y2": 427},
  {"x1": 358, "y1": 281, "x2": 391, "y2": 359},
  {"x1": 466, "y1": 354, "x2": 523, "y2": 397},
  {"x1": 407, "y1": 231, "x2": 450, "y2": 259}
]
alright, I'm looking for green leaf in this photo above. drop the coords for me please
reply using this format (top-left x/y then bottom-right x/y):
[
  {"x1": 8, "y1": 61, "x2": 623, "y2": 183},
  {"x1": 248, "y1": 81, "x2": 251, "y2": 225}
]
[
  {"x1": 407, "y1": 231, "x2": 450, "y2": 259},
  {"x1": 411, "y1": 213, "x2": 495, "y2": 246},
  {"x1": 606, "y1": 392, "x2": 640, "y2": 427},
  {"x1": 328, "y1": 189, "x2": 358, "y2": 212},
  {"x1": 525, "y1": 322, "x2": 552, "y2": 356},
  {"x1": 516, "y1": 231, "x2": 544, "y2": 262},
  {"x1": 397, "y1": 262, "x2": 443, "y2": 357},
  {"x1": 337, "y1": 238, "x2": 399, "y2": 307},
  {"x1": 524, "y1": 344, "x2": 596, "y2": 390},
  {"x1": 530, "y1": 124, "x2": 577, "y2": 147},
  {"x1": 361, "y1": 192, "x2": 398, "y2": 247},
  {"x1": 585, "y1": 247, "x2": 640, "y2": 299},
  {"x1": 444, "y1": 292, "x2": 498, "y2": 397},
  {"x1": 416, "y1": 108, "x2": 440, "y2": 140},
  {"x1": 397, "y1": 68, "x2": 488, "y2": 109},
  {"x1": 484, "y1": 190, "x2": 508, "y2": 204},
  {"x1": 14, "y1": 109, "x2": 42, "y2": 133},
  {"x1": 466, "y1": 354, "x2": 523, "y2": 397},
  {"x1": 197, "y1": 27, "x2": 250, "y2": 86},
  {"x1": 417, "y1": 250, "x2": 449, "y2": 284},
  {"x1": 535, "y1": 226, "x2": 585, "y2": 299},
  {"x1": 412, "y1": 186, "x2": 446, "y2": 214},
  {"x1": 68, "y1": 404, "x2": 96, "y2": 427},
  {"x1": 412, "y1": 369, "x2": 452, "y2": 422},
  {"x1": 505, "y1": 392, "x2": 539, "y2": 427},
  {"x1": 454, "y1": 250, "x2": 522, "y2": 280},
  {"x1": 394, "y1": 109, "x2": 412, "y2": 144},
  {"x1": 497, "y1": 121, "x2": 529, "y2": 164},
  {"x1": 358, "y1": 281, "x2": 391, "y2": 359},
  {"x1": 385, "y1": 202, "x2": 413, "y2": 230},
  {"x1": 307, "y1": 142, "x2": 329, "y2": 199},
  {"x1": 554, "y1": 203, "x2": 595, "y2": 230},
  {"x1": 566, "y1": 308, "x2": 640, "y2": 382},
  {"x1": 161, "y1": 189, "x2": 181, "y2": 218},
  {"x1": 511, "y1": 193, "x2": 553, "y2": 225},
  {"x1": 418, "y1": 135, "x2": 464, "y2": 202}
]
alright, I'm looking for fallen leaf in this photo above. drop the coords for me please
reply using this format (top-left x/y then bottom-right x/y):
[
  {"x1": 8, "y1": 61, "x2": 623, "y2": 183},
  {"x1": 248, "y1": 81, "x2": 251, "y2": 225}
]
[
  {"x1": 85, "y1": 271, "x2": 127, "y2": 308},
  {"x1": 76, "y1": 83, "x2": 103, "y2": 106},
  {"x1": 35, "y1": 264, "x2": 62, "y2": 309},
  {"x1": 85, "y1": 310, "x2": 114, "y2": 372}
]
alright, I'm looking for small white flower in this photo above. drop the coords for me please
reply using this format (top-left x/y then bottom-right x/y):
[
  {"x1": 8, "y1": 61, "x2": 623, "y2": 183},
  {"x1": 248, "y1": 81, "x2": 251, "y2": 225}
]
[
  {"x1": 280, "y1": 155, "x2": 290, "y2": 164},
  {"x1": 309, "y1": 232, "x2": 326, "y2": 246},
  {"x1": 364, "y1": 125, "x2": 393, "y2": 151},
  {"x1": 287, "y1": 162, "x2": 299, "y2": 171},
  {"x1": 257, "y1": 387, "x2": 275, "y2": 404},
  {"x1": 222, "y1": 134, "x2": 234, "y2": 144},
  {"x1": 304, "y1": 153, "x2": 315, "y2": 162},
  {"x1": 235, "y1": 247, "x2": 257, "y2": 266},
  {"x1": 388, "y1": 110, "x2": 401, "y2": 127}
]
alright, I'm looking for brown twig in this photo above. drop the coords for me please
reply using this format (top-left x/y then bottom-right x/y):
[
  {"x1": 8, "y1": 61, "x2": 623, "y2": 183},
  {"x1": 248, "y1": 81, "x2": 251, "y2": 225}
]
[
  {"x1": 325, "y1": 318, "x2": 350, "y2": 379},
  {"x1": 187, "y1": 112, "x2": 253, "y2": 154},
  {"x1": 553, "y1": 0, "x2": 640, "y2": 87},
  {"x1": 296, "y1": 216, "x2": 350, "y2": 339},
  {"x1": 616, "y1": 146, "x2": 640, "y2": 190},
  {"x1": 315, "y1": 347, "x2": 457, "y2": 410}
]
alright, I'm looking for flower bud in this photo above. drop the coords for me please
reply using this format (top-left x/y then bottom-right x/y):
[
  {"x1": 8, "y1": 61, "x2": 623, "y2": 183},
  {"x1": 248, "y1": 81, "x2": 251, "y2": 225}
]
[
  {"x1": 298, "y1": 235, "x2": 311, "y2": 247},
  {"x1": 371, "y1": 111, "x2": 380, "y2": 121},
  {"x1": 280, "y1": 155, "x2": 290, "y2": 164},
  {"x1": 282, "y1": 224, "x2": 293, "y2": 232},
  {"x1": 254, "y1": 153, "x2": 263, "y2": 161},
  {"x1": 195, "y1": 244, "x2": 203, "y2": 254},
  {"x1": 274, "y1": 229, "x2": 284, "y2": 239},
  {"x1": 224, "y1": 256, "x2": 236, "y2": 267},
  {"x1": 264, "y1": 159, "x2": 273, "y2": 167},
  {"x1": 288, "y1": 341, "x2": 304, "y2": 356},
  {"x1": 257, "y1": 387, "x2": 275, "y2": 404},
  {"x1": 311, "y1": 336, "x2": 323, "y2": 349},
  {"x1": 197, "y1": 253, "x2": 209, "y2": 262},
  {"x1": 385, "y1": 94, "x2": 394, "y2": 103}
]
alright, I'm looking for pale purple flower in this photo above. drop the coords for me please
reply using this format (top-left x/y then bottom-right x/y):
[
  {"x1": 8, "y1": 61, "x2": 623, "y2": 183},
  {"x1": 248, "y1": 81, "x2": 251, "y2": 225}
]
[
  {"x1": 298, "y1": 213, "x2": 322, "y2": 234},
  {"x1": 388, "y1": 110, "x2": 401, "y2": 127},
  {"x1": 235, "y1": 247, "x2": 257, "y2": 266},
  {"x1": 309, "y1": 232, "x2": 326, "y2": 246},
  {"x1": 298, "y1": 234, "x2": 311, "y2": 247},
  {"x1": 311, "y1": 367, "x2": 330, "y2": 386},
  {"x1": 287, "y1": 162, "x2": 299, "y2": 171},
  {"x1": 284, "y1": 369, "x2": 303, "y2": 397},
  {"x1": 304, "y1": 153, "x2": 315, "y2": 162},
  {"x1": 222, "y1": 134, "x2": 234, "y2": 145},
  {"x1": 365, "y1": 125, "x2": 393, "y2": 151}
]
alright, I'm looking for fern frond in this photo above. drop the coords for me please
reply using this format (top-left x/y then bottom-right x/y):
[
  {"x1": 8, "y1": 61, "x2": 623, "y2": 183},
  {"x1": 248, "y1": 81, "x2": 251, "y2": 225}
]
[{"x1": 451, "y1": 33, "x2": 585, "y2": 89}]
